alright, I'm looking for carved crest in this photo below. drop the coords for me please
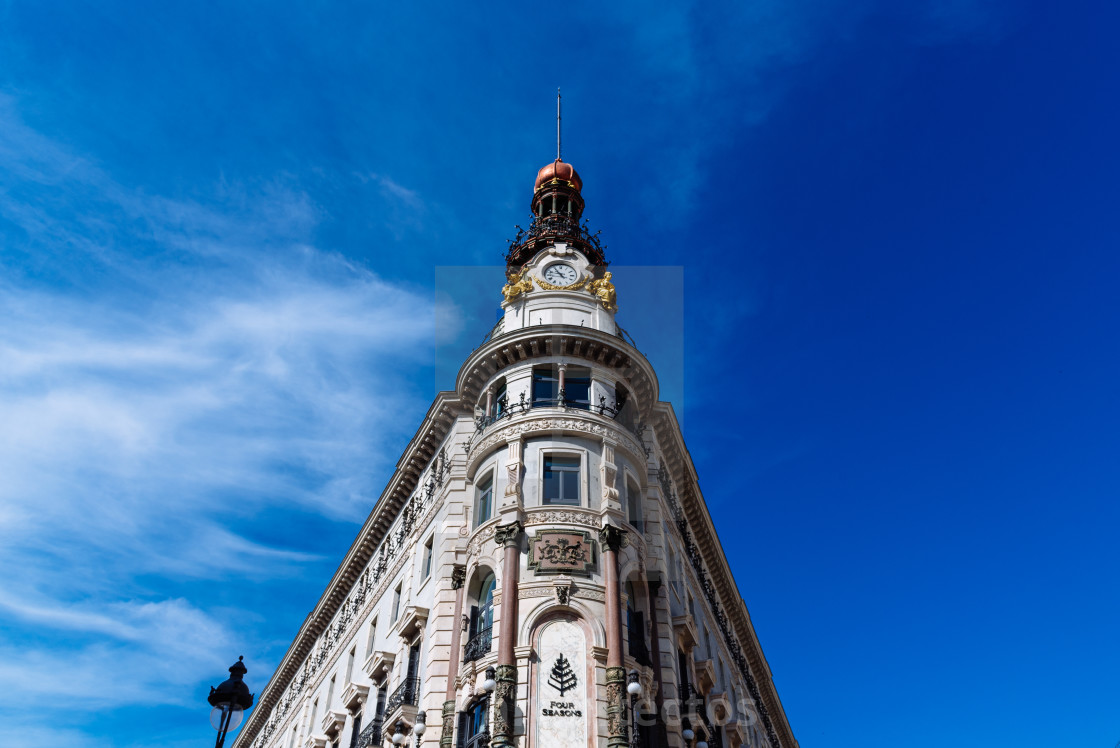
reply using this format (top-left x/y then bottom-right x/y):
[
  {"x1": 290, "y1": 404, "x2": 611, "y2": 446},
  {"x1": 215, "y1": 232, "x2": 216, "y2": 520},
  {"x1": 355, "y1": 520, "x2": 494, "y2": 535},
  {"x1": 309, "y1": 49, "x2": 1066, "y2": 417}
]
[{"x1": 528, "y1": 530, "x2": 596, "y2": 576}]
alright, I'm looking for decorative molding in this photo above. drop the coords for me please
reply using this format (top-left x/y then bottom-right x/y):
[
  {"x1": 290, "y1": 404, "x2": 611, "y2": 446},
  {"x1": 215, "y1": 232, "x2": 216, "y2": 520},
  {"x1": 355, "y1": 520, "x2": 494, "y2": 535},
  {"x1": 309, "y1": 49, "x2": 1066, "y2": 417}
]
[
  {"x1": 466, "y1": 522, "x2": 498, "y2": 559},
  {"x1": 523, "y1": 507, "x2": 599, "y2": 528},
  {"x1": 469, "y1": 414, "x2": 644, "y2": 466},
  {"x1": 451, "y1": 565, "x2": 466, "y2": 590}
]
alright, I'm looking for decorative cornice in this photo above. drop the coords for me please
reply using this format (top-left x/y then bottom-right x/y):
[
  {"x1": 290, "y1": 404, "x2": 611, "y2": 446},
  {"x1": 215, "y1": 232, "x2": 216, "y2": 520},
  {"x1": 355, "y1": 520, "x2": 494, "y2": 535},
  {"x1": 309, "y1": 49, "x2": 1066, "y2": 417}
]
[
  {"x1": 236, "y1": 393, "x2": 462, "y2": 748},
  {"x1": 468, "y1": 411, "x2": 644, "y2": 467},
  {"x1": 651, "y1": 403, "x2": 796, "y2": 748}
]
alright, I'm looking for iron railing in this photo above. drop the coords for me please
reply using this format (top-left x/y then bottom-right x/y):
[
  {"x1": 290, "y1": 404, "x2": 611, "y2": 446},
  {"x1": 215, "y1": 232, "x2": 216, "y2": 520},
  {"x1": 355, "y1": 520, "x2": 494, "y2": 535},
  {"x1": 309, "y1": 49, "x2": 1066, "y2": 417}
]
[
  {"x1": 473, "y1": 391, "x2": 636, "y2": 435},
  {"x1": 386, "y1": 677, "x2": 421, "y2": 714},
  {"x1": 463, "y1": 625, "x2": 493, "y2": 663},
  {"x1": 355, "y1": 717, "x2": 383, "y2": 748},
  {"x1": 464, "y1": 730, "x2": 492, "y2": 748},
  {"x1": 505, "y1": 214, "x2": 607, "y2": 267}
]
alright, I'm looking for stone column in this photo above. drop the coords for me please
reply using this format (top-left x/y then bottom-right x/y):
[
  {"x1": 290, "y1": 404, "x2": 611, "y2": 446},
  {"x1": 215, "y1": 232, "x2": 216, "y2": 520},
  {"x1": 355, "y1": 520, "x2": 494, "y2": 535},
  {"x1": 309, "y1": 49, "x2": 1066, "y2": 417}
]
[
  {"x1": 557, "y1": 363, "x2": 567, "y2": 404},
  {"x1": 492, "y1": 521, "x2": 523, "y2": 748},
  {"x1": 599, "y1": 523, "x2": 628, "y2": 748},
  {"x1": 441, "y1": 565, "x2": 467, "y2": 748}
]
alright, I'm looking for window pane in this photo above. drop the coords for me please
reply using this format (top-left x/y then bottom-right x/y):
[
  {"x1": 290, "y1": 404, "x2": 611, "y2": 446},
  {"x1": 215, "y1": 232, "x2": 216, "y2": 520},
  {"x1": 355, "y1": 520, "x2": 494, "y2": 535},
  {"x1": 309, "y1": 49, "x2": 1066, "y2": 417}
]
[
  {"x1": 476, "y1": 475, "x2": 493, "y2": 526},
  {"x1": 532, "y1": 367, "x2": 558, "y2": 406},
  {"x1": 544, "y1": 456, "x2": 580, "y2": 505},
  {"x1": 565, "y1": 369, "x2": 590, "y2": 409}
]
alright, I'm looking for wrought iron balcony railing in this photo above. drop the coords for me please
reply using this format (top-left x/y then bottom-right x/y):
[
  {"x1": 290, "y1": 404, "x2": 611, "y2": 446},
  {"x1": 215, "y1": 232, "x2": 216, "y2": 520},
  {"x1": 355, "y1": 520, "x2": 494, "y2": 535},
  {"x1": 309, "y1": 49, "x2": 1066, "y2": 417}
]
[
  {"x1": 464, "y1": 730, "x2": 492, "y2": 748},
  {"x1": 355, "y1": 717, "x2": 383, "y2": 748},
  {"x1": 472, "y1": 391, "x2": 638, "y2": 436},
  {"x1": 505, "y1": 214, "x2": 607, "y2": 267},
  {"x1": 385, "y1": 677, "x2": 421, "y2": 714},
  {"x1": 463, "y1": 625, "x2": 493, "y2": 663}
]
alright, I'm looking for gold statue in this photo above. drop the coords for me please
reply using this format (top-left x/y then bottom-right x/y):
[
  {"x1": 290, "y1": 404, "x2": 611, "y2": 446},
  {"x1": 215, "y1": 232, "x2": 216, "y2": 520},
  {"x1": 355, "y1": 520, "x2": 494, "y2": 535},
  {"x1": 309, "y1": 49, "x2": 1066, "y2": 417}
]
[
  {"x1": 588, "y1": 272, "x2": 617, "y2": 312},
  {"x1": 502, "y1": 269, "x2": 534, "y2": 303}
]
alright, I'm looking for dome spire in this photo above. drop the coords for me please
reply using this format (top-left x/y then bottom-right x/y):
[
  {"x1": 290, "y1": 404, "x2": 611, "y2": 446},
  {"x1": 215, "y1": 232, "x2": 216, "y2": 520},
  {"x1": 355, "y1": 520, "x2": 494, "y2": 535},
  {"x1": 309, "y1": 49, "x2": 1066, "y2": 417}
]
[{"x1": 557, "y1": 87, "x2": 562, "y2": 161}]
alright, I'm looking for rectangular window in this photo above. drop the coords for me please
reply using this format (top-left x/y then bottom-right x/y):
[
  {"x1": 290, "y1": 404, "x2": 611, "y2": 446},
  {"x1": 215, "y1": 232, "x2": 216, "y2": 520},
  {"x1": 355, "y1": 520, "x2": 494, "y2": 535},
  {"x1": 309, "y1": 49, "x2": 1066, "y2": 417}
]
[
  {"x1": 543, "y1": 455, "x2": 581, "y2": 505},
  {"x1": 367, "y1": 618, "x2": 378, "y2": 654},
  {"x1": 626, "y1": 480, "x2": 642, "y2": 532},
  {"x1": 532, "y1": 366, "x2": 559, "y2": 406},
  {"x1": 563, "y1": 367, "x2": 591, "y2": 409},
  {"x1": 327, "y1": 674, "x2": 336, "y2": 707},
  {"x1": 310, "y1": 699, "x2": 319, "y2": 731},
  {"x1": 475, "y1": 473, "x2": 493, "y2": 527},
  {"x1": 345, "y1": 646, "x2": 356, "y2": 684},
  {"x1": 392, "y1": 585, "x2": 402, "y2": 623},
  {"x1": 422, "y1": 536, "x2": 434, "y2": 579}
]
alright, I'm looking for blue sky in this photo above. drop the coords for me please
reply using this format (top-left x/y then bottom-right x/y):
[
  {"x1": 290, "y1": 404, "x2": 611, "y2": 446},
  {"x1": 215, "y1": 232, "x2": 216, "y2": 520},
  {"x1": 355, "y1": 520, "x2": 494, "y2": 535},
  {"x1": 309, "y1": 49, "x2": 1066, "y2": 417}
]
[{"x1": 1, "y1": 1, "x2": 1118, "y2": 746}]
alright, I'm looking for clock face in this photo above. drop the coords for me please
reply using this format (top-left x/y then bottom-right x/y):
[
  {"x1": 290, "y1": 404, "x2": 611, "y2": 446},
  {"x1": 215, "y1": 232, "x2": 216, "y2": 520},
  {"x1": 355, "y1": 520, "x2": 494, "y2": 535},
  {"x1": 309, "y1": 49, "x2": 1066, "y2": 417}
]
[{"x1": 543, "y1": 262, "x2": 578, "y2": 286}]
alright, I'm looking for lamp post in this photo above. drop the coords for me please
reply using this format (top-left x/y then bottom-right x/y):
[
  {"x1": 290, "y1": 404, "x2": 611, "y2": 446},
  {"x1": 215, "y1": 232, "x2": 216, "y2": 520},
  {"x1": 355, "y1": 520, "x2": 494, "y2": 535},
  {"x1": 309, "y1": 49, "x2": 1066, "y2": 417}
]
[
  {"x1": 681, "y1": 717, "x2": 694, "y2": 748},
  {"x1": 392, "y1": 720, "x2": 407, "y2": 746},
  {"x1": 627, "y1": 670, "x2": 643, "y2": 748},
  {"x1": 481, "y1": 666, "x2": 497, "y2": 745},
  {"x1": 414, "y1": 711, "x2": 427, "y2": 748},
  {"x1": 208, "y1": 656, "x2": 254, "y2": 748}
]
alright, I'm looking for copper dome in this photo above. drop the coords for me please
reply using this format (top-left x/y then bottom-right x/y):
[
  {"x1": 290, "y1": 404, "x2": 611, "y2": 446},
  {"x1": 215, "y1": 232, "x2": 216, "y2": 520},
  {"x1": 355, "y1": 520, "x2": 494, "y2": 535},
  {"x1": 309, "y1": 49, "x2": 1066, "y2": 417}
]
[{"x1": 534, "y1": 159, "x2": 583, "y2": 192}]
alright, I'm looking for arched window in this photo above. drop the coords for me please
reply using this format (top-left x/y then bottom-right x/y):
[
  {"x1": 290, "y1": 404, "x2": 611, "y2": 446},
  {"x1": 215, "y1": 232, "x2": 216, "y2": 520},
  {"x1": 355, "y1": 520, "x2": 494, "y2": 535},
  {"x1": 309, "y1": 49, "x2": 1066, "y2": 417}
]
[
  {"x1": 457, "y1": 696, "x2": 490, "y2": 748},
  {"x1": 464, "y1": 573, "x2": 495, "y2": 662}
]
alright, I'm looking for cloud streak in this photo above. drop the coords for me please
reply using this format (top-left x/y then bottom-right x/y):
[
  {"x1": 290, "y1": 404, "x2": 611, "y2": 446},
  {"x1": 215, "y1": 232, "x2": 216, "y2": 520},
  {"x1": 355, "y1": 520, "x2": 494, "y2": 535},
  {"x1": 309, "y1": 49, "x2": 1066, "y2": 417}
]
[{"x1": 0, "y1": 96, "x2": 434, "y2": 732}]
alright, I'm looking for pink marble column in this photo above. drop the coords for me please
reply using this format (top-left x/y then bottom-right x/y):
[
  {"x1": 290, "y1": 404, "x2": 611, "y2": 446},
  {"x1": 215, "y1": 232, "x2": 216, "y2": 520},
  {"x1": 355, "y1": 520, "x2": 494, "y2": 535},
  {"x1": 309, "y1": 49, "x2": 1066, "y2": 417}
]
[
  {"x1": 492, "y1": 521, "x2": 523, "y2": 748},
  {"x1": 441, "y1": 566, "x2": 467, "y2": 748},
  {"x1": 600, "y1": 524, "x2": 628, "y2": 748}
]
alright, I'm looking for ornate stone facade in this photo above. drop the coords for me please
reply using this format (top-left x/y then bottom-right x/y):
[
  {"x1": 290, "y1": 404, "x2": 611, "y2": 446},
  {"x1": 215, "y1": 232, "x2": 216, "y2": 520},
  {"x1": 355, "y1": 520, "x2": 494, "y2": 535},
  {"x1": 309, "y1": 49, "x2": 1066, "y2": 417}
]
[{"x1": 232, "y1": 158, "x2": 796, "y2": 748}]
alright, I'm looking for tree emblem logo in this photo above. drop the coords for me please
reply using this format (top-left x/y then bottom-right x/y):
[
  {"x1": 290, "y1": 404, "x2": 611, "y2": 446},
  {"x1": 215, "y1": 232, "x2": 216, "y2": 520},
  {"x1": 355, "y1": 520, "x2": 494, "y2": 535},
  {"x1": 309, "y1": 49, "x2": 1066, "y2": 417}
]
[{"x1": 547, "y1": 653, "x2": 578, "y2": 696}]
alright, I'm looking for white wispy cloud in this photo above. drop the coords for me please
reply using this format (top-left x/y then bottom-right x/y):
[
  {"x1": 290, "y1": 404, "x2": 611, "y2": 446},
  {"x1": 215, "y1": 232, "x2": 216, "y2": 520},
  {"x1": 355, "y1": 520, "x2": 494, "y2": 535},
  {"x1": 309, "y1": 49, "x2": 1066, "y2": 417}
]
[{"x1": 0, "y1": 95, "x2": 434, "y2": 728}]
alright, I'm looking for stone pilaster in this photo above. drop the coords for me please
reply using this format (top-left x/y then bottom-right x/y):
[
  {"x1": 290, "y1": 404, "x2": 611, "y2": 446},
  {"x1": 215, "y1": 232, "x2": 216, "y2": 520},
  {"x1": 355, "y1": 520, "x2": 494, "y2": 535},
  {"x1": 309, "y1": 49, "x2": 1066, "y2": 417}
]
[
  {"x1": 440, "y1": 700, "x2": 456, "y2": 748},
  {"x1": 599, "y1": 524, "x2": 629, "y2": 748},
  {"x1": 492, "y1": 521, "x2": 523, "y2": 748},
  {"x1": 441, "y1": 565, "x2": 467, "y2": 748}
]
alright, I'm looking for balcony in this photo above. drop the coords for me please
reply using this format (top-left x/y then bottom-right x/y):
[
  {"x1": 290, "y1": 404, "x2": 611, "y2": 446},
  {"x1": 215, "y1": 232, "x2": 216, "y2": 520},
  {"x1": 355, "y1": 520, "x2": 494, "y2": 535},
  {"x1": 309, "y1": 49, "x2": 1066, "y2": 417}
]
[
  {"x1": 354, "y1": 717, "x2": 384, "y2": 748},
  {"x1": 463, "y1": 625, "x2": 493, "y2": 663},
  {"x1": 464, "y1": 730, "x2": 492, "y2": 748},
  {"x1": 385, "y1": 676, "x2": 421, "y2": 716},
  {"x1": 504, "y1": 213, "x2": 607, "y2": 268}
]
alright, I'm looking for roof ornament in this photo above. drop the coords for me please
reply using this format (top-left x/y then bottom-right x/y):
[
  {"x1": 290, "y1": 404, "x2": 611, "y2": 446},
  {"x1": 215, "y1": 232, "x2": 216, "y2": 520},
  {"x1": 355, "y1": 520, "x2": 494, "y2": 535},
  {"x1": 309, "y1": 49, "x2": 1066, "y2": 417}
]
[{"x1": 556, "y1": 87, "x2": 562, "y2": 162}]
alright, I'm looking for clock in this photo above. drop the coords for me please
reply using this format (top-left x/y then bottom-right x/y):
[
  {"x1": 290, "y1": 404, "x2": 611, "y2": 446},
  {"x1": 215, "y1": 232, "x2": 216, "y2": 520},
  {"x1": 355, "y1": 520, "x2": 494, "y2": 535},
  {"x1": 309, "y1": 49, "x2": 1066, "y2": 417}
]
[{"x1": 542, "y1": 262, "x2": 579, "y2": 287}]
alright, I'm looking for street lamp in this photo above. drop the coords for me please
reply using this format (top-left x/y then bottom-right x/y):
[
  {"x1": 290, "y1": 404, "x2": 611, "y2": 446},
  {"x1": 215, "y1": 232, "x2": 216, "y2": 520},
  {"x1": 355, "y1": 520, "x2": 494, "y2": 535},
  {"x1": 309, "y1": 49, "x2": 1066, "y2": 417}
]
[
  {"x1": 414, "y1": 711, "x2": 427, "y2": 748},
  {"x1": 392, "y1": 720, "x2": 407, "y2": 746},
  {"x1": 481, "y1": 666, "x2": 497, "y2": 694},
  {"x1": 627, "y1": 670, "x2": 643, "y2": 748},
  {"x1": 681, "y1": 717, "x2": 694, "y2": 747},
  {"x1": 208, "y1": 656, "x2": 254, "y2": 748}
]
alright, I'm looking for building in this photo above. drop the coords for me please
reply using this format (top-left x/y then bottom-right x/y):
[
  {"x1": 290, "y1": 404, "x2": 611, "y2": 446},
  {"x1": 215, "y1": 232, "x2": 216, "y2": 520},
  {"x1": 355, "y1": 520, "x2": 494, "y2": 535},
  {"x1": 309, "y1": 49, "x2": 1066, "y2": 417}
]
[{"x1": 233, "y1": 157, "x2": 797, "y2": 748}]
